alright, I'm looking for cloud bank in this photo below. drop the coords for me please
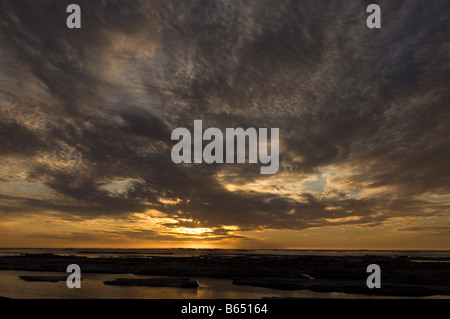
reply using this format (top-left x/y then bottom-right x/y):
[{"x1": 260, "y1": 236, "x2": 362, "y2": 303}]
[{"x1": 0, "y1": 0, "x2": 448, "y2": 245}]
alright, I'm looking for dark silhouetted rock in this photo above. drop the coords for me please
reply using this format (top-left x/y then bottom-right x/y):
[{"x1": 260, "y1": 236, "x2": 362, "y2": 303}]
[
  {"x1": 103, "y1": 277, "x2": 199, "y2": 288},
  {"x1": 233, "y1": 277, "x2": 311, "y2": 290},
  {"x1": 19, "y1": 275, "x2": 68, "y2": 282}
]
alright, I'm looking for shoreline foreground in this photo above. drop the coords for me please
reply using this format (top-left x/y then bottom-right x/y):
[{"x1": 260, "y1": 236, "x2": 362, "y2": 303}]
[{"x1": 0, "y1": 253, "x2": 449, "y2": 297}]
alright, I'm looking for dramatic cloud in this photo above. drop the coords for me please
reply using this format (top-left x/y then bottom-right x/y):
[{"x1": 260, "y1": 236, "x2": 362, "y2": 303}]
[{"x1": 0, "y1": 0, "x2": 448, "y2": 247}]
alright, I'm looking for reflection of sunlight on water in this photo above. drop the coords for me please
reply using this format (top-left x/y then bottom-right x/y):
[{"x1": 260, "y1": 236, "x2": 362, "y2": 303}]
[{"x1": 1, "y1": 270, "x2": 448, "y2": 299}]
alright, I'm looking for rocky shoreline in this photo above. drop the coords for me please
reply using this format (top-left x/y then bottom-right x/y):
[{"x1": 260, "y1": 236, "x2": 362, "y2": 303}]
[{"x1": 1, "y1": 253, "x2": 449, "y2": 297}]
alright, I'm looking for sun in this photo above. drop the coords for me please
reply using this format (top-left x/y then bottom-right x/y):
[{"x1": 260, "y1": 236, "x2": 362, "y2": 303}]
[{"x1": 174, "y1": 227, "x2": 213, "y2": 236}]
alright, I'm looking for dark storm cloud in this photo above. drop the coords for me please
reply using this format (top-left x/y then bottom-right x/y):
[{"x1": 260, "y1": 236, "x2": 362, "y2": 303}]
[
  {"x1": 0, "y1": 118, "x2": 45, "y2": 155},
  {"x1": 0, "y1": 0, "x2": 448, "y2": 236}
]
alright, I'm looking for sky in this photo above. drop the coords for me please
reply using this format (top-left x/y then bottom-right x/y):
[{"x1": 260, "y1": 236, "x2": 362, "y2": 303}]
[{"x1": 0, "y1": 0, "x2": 449, "y2": 249}]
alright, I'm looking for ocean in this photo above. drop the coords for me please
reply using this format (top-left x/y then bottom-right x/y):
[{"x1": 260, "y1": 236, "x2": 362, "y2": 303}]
[
  {"x1": 2, "y1": 248, "x2": 450, "y2": 258},
  {"x1": 0, "y1": 249, "x2": 449, "y2": 299}
]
